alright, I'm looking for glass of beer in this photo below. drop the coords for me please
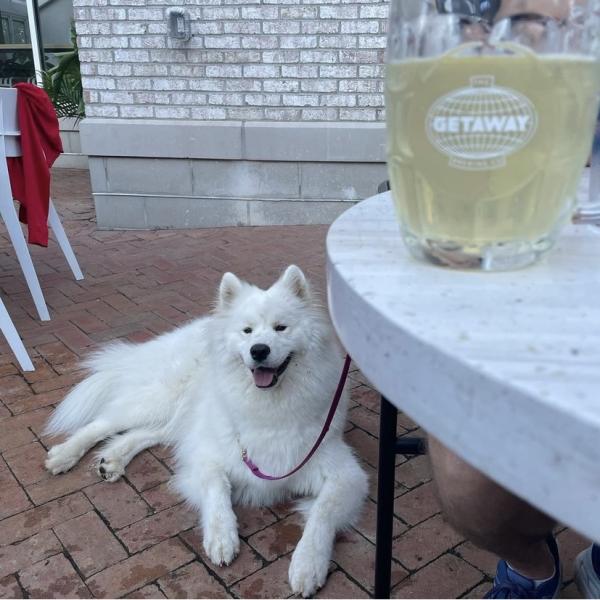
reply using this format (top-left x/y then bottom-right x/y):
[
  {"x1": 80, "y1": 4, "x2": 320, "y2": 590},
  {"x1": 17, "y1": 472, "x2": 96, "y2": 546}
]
[{"x1": 385, "y1": 0, "x2": 600, "y2": 270}]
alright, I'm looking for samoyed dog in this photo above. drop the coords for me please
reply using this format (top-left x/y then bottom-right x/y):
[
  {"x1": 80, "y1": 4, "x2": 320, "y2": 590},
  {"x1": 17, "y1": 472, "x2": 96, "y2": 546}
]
[{"x1": 44, "y1": 265, "x2": 367, "y2": 597}]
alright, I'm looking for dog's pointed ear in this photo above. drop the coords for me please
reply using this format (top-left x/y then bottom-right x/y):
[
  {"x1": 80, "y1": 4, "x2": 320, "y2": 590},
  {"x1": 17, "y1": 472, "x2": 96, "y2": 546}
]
[
  {"x1": 218, "y1": 272, "x2": 243, "y2": 309},
  {"x1": 278, "y1": 265, "x2": 310, "y2": 301}
]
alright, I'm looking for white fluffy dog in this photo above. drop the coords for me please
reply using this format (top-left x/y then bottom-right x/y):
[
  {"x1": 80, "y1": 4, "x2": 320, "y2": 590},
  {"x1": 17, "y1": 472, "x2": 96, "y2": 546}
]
[{"x1": 45, "y1": 265, "x2": 367, "y2": 597}]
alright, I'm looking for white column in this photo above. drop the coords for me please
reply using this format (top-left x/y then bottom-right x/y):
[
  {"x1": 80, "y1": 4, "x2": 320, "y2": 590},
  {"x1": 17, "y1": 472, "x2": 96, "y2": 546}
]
[{"x1": 25, "y1": 0, "x2": 43, "y2": 86}]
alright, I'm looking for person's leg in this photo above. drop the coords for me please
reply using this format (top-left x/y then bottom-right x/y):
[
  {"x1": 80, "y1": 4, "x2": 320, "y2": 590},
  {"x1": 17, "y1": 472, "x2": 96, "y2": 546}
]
[{"x1": 428, "y1": 435, "x2": 556, "y2": 579}]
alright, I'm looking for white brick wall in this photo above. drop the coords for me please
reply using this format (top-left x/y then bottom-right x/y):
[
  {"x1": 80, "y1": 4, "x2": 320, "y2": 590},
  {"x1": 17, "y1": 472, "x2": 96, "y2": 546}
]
[{"x1": 75, "y1": 0, "x2": 389, "y2": 121}]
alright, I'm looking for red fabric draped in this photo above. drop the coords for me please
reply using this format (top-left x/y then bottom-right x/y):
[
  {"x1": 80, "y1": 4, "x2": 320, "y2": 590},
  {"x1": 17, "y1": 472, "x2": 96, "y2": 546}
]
[{"x1": 6, "y1": 83, "x2": 63, "y2": 247}]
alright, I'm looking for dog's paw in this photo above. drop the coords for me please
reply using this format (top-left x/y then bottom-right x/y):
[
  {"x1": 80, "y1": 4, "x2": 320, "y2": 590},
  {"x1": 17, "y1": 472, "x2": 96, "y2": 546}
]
[
  {"x1": 45, "y1": 443, "x2": 82, "y2": 475},
  {"x1": 96, "y1": 456, "x2": 125, "y2": 482},
  {"x1": 289, "y1": 541, "x2": 329, "y2": 598},
  {"x1": 203, "y1": 517, "x2": 240, "y2": 567}
]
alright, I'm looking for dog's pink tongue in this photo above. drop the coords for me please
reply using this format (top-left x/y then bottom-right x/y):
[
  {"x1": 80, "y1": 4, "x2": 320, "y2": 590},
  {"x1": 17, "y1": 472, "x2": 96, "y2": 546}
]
[{"x1": 253, "y1": 367, "x2": 275, "y2": 387}]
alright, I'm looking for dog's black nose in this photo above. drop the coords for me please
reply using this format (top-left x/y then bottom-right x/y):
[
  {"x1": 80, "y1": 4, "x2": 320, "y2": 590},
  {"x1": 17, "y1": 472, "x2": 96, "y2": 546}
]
[{"x1": 250, "y1": 343, "x2": 270, "y2": 362}]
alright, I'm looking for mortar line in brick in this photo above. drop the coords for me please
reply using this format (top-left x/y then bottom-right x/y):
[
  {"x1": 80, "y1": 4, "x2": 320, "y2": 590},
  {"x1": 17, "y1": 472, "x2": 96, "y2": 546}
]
[
  {"x1": 2, "y1": 399, "x2": 15, "y2": 417},
  {"x1": 14, "y1": 571, "x2": 29, "y2": 599},
  {"x1": 164, "y1": 551, "x2": 232, "y2": 598},
  {"x1": 351, "y1": 423, "x2": 380, "y2": 445},
  {"x1": 330, "y1": 563, "x2": 374, "y2": 598},
  {"x1": 459, "y1": 576, "x2": 491, "y2": 598},
  {"x1": 49, "y1": 333, "x2": 91, "y2": 359},
  {"x1": 348, "y1": 418, "x2": 380, "y2": 439},
  {"x1": 30, "y1": 424, "x2": 50, "y2": 452},
  {"x1": 349, "y1": 522, "x2": 378, "y2": 551},
  {"x1": 447, "y1": 546, "x2": 496, "y2": 583},
  {"x1": 151, "y1": 578, "x2": 169, "y2": 599},
  {"x1": 52, "y1": 528, "x2": 95, "y2": 592},
  {"x1": 5, "y1": 376, "x2": 36, "y2": 401},
  {"x1": 2, "y1": 451, "x2": 36, "y2": 506},
  {"x1": 243, "y1": 537, "x2": 269, "y2": 568},
  {"x1": 395, "y1": 539, "x2": 467, "y2": 576},
  {"x1": 176, "y1": 529, "x2": 248, "y2": 594},
  {"x1": 391, "y1": 480, "x2": 441, "y2": 525},
  {"x1": 130, "y1": 476, "x2": 170, "y2": 508},
  {"x1": 80, "y1": 477, "x2": 145, "y2": 536},
  {"x1": 393, "y1": 508, "x2": 442, "y2": 530},
  {"x1": 147, "y1": 447, "x2": 174, "y2": 475},
  {"x1": 0, "y1": 497, "x2": 87, "y2": 549},
  {"x1": 393, "y1": 514, "x2": 412, "y2": 530},
  {"x1": 91, "y1": 506, "x2": 132, "y2": 557},
  {"x1": 150, "y1": 305, "x2": 187, "y2": 324},
  {"x1": 224, "y1": 506, "x2": 284, "y2": 543},
  {"x1": 24, "y1": 469, "x2": 100, "y2": 510},
  {"x1": 87, "y1": 477, "x2": 154, "y2": 530}
]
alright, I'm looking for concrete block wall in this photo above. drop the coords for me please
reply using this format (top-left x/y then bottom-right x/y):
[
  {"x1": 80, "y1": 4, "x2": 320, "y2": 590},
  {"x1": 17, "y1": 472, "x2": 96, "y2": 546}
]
[
  {"x1": 74, "y1": 0, "x2": 389, "y2": 122},
  {"x1": 55, "y1": 118, "x2": 88, "y2": 169},
  {"x1": 80, "y1": 119, "x2": 388, "y2": 229}
]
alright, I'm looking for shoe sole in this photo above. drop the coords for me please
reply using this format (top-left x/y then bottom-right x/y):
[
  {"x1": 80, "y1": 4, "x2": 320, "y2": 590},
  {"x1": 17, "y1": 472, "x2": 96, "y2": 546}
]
[{"x1": 574, "y1": 548, "x2": 600, "y2": 599}]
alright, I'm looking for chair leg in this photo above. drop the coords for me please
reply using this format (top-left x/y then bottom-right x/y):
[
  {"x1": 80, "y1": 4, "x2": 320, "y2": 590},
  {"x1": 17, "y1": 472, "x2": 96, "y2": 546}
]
[
  {"x1": 0, "y1": 160, "x2": 50, "y2": 321},
  {"x1": 0, "y1": 298, "x2": 34, "y2": 371},
  {"x1": 48, "y1": 200, "x2": 84, "y2": 281},
  {"x1": 375, "y1": 395, "x2": 398, "y2": 599}
]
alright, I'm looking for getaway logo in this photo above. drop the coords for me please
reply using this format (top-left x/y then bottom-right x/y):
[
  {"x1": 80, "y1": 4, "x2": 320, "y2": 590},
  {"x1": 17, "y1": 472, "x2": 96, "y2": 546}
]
[{"x1": 426, "y1": 75, "x2": 538, "y2": 170}]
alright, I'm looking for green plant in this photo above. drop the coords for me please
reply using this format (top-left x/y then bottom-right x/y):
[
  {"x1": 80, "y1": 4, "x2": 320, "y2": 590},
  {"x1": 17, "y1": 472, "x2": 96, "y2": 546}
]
[{"x1": 42, "y1": 23, "x2": 85, "y2": 120}]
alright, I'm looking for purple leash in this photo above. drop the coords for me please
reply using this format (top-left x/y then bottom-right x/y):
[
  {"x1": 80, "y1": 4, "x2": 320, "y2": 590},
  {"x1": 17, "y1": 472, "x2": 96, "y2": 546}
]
[{"x1": 242, "y1": 354, "x2": 352, "y2": 481}]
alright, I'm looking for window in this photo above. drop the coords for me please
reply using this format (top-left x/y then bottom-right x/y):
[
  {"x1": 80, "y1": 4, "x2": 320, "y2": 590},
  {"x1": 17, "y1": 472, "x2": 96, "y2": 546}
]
[
  {"x1": 0, "y1": 0, "x2": 35, "y2": 85},
  {"x1": 0, "y1": 0, "x2": 74, "y2": 86},
  {"x1": 39, "y1": 0, "x2": 73, "y2": 68}
]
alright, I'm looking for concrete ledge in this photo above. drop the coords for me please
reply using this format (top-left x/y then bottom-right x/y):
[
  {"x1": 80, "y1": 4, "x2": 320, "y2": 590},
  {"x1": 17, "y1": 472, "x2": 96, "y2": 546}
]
[
  {"x1": 94, "y1": 193, "x2": 353, "y2": 229},
  {"x1": 244, "y1": 122, "x2": 386, "y2": 162},
  {"x1": 81, "y1": 119, "x2": 244, "y2": 160},
  {"x1": 54, "y1": 154, "x2": 89, "y2": 169},
  {"x1": 81, "y1": 119, "x2": 387, "y2": 163}
]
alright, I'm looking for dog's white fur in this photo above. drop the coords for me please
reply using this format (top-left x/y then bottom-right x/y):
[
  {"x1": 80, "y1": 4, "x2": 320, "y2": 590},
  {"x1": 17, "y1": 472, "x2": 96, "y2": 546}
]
[{"x1": 45, "y1": 265, "x2": 367, "y2": 597}]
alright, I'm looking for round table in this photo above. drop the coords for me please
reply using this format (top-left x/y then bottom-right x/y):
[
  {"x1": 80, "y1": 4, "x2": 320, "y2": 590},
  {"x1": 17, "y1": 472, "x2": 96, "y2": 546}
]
[{"x1": 326, "y1": 180, "x2": 600, "y2": 550}]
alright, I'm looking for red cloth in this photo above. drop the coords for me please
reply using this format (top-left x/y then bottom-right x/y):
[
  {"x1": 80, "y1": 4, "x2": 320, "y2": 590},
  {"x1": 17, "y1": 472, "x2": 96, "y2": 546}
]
[{"x1": 7, "y1": 83, "x2": 63, "y2": 247}]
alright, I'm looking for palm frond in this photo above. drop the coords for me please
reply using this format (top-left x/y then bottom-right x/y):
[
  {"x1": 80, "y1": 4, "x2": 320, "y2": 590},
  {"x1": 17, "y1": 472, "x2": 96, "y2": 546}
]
[{"x1": 41, "y1": 21, "x2": 85, "y2": 121}]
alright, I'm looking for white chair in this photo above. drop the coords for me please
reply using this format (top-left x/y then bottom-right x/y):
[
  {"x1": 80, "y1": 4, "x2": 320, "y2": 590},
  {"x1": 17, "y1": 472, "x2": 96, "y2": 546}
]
[
  {"x1": 0, "y1": 87, "x2": 84, "y2": 326},
  {"x1": 0, "y1": 297, "x2": 34, "y2": 371}
]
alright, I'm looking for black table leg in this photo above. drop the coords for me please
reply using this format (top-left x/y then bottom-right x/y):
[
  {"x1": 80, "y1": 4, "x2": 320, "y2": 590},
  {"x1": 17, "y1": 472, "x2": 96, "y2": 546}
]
[{"x1": 375, "y1": 395, "x2": 398, "y2": 598}]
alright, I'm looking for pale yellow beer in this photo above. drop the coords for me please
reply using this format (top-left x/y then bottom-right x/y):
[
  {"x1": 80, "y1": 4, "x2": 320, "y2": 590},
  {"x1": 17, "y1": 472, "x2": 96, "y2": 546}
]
[{"x1": 385, "y1": 49, "x2": 600, "y2": 265}]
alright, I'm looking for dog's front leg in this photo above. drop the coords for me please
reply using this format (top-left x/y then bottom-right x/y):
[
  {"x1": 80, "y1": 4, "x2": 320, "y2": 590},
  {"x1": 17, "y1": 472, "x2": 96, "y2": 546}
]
[
  {"x1": 289, "y1": 451, "x2": 367, "y2": 597},
  {"x1": 179, "y1": 464, "x2": 240, "y2": 567}
]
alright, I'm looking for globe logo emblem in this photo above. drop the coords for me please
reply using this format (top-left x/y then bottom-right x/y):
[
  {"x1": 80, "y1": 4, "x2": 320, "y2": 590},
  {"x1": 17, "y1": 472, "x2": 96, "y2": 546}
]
[{"x1": 425, "y1": 75, "x2": 538, "y2": 170}]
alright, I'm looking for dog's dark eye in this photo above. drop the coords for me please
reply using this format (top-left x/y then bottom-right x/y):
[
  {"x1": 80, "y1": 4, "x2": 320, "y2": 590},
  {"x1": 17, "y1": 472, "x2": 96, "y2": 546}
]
[
  {"x1": 274, "y1": 325, "x2": 287, "y2": 332},
  {"x1": 243, "y1": 327, "x2": 253, "y2": 334}
]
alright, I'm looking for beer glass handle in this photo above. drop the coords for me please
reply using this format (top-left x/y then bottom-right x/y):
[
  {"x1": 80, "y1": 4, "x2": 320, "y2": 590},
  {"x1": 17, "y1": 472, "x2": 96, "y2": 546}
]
[
  {"x1": 574, "y1": 206, "x2": 600, "y2": 224},
  {"x1": 573, "y1": 110, "x2": 600, "y2": 226}
]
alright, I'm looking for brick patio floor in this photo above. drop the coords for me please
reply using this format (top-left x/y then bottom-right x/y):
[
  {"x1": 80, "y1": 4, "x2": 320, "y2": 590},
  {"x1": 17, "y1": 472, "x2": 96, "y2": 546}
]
[{"x1": 0, "y1": 169, "x2": 589, "y2": 599}]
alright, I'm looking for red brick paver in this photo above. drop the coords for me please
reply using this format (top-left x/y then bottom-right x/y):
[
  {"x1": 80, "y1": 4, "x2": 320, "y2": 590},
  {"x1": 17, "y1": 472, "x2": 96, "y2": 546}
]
[
  {"x1": 19, "y1": 553, "x2": 90, "y2": 598},
  {"x1": 0, "y1": 170, "x2": 589, "y2": 598}
]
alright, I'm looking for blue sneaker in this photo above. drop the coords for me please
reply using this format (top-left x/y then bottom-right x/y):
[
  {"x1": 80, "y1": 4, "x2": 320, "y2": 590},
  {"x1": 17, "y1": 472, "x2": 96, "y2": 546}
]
[
  {"x1": 485, "y1": 536, "x2": 561, "y2": 599},
  {"x1": 574, "y1": 543, "x2": 600, "y2": 599}
]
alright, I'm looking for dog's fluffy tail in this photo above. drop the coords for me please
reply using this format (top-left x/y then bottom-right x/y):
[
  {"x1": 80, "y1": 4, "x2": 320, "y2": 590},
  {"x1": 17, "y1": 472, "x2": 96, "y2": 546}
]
[{"x1": 44, "y1": 341, "x2": 129, "y2": 436}]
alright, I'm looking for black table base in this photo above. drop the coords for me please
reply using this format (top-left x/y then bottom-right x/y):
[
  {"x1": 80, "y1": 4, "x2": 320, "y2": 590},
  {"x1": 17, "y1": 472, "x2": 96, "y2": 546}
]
[{"x1": 375, "y1": 396, "x2": 427, "y2": 598}]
